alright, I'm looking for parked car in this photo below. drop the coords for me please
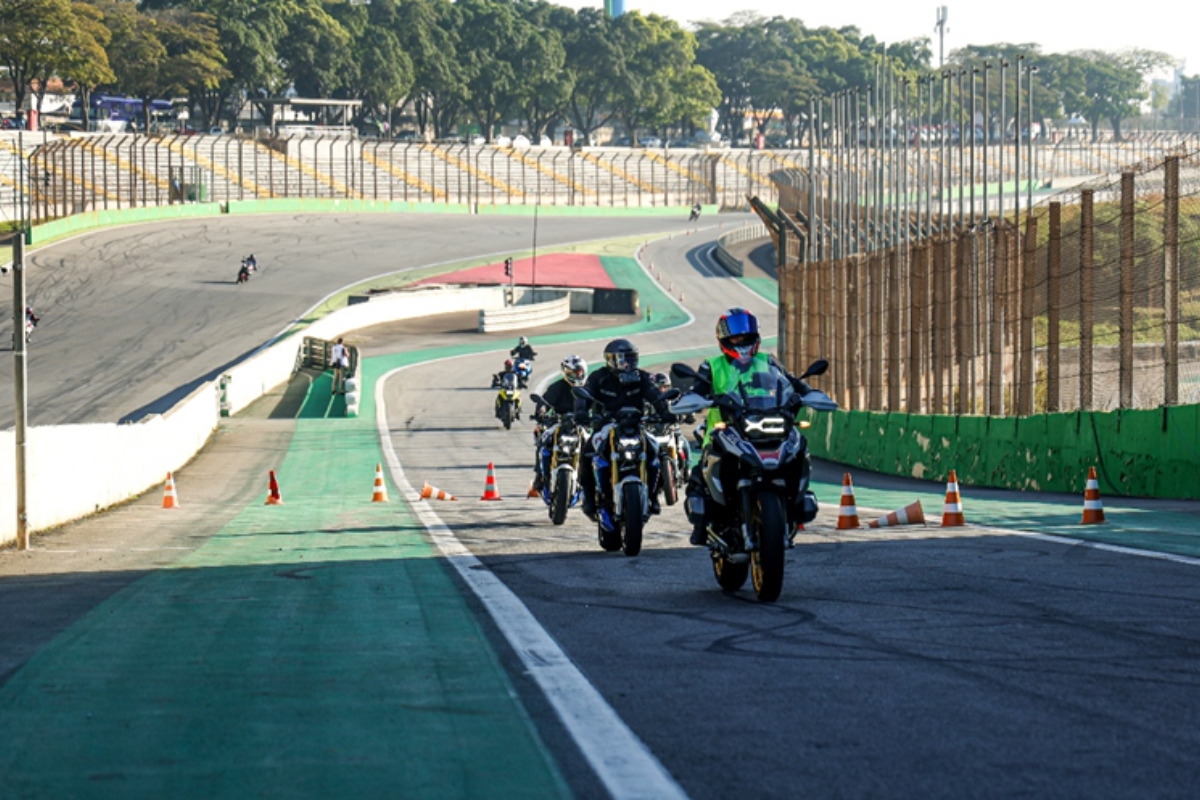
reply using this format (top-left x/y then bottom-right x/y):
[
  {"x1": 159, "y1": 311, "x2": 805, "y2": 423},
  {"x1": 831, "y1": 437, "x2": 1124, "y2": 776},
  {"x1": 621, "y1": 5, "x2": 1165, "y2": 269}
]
[
  {"x1": 512, "y1": 134, "x2": 531, "y2": 148},
  {"x1": 468, "y1": 134, "x2": 486, "y2": 145},
  {"x1": 494, "y1": 134, "x2": 512, "y2": 147},
  {"x1": 394, "y1": 129, "x2": 421, "y2": 141},
  {"x1": 640, "y1": 135, "x2": 663, "y2": 148},
  {"x1": 209, "y1": 126, "x2": 225, "y2": 135}
]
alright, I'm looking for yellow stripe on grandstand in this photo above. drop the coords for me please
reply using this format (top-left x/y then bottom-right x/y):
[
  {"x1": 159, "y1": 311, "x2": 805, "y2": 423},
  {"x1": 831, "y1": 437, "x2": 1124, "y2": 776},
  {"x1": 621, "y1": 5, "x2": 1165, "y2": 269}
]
[
  {"x1": 162, "y1": 136, "x2": 268, "y2": 198},
  {"x1": 644, "y1": 150, "x2": 710, "y2": 189},
  {"x1": 503, "y1": 148, "x2": 594, "y2": 197},
  {"x1": 81, "y1": 139, "x2": 172, "y2": 194},
  {"x1": 719, "y1": 155, "x2": 774, "y2": 191},
  {"x1": 362, "y1": 148, "x2": 444, "y2": 200},
  {"x1": 420, "y1": 144, "x2": 524, "y2": 198},
  {"x1": 578, "y1": 150, "x2": 657, "y2": 193},
  {"x1": 258, "y1": 140, "x2": 361, "y2": 199}
]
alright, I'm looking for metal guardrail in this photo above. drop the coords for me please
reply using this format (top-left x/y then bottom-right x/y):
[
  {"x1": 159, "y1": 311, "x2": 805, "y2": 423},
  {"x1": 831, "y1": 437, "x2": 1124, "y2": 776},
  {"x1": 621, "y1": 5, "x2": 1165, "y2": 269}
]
[{"x1": 713, "y1": 222, "x2": 770, "y2": 277}]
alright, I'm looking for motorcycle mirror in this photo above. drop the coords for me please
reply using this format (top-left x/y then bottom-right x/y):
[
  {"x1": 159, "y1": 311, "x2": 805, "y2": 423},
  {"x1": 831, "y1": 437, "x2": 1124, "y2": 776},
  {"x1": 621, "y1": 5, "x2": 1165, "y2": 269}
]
[
  {"x1": 671, "y1": 362, "x2": 699, "y2": 380},
  {"x1": 661, "y1": 388, "x2": 681, "y2": 401},
  {"x1": 572, "y1": 386, "x2": 596, "y2": 402},
  {"x1": 529, "y1": 393, "x2": 545, "y2": 406},
  {"x1": 801, "y1": 359, "x2": 830, "y2": 379}
]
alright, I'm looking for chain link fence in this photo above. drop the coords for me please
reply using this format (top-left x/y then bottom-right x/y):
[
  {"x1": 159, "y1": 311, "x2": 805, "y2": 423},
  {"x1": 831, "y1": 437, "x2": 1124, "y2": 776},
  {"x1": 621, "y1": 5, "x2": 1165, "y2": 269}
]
[{"x1": 779, "y1": 148, "x2": 1200, "y2": 415}]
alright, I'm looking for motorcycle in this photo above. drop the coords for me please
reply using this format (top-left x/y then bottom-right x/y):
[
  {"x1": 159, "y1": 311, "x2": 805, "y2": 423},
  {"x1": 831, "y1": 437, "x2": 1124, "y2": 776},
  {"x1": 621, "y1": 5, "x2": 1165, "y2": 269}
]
[
  {"x1": 513, "y1": 357, "x2": 533, "y2": 389},
  {"x1": 646, "y1": 417, "x2": 690, "y2": 506},
  {"x1": 235, "y1": 265, "x2": 251, "y2": 285},
  {"x1": 688, "y1": 204, "x2": 702, "y2": 222},
  {"x1": 575, "y1": 386, "x2": 678, "y2": 557},
  {"x1": 529, "y1": 395, "x2": 586, "y2": 525},
  {"x1": 24, "y1": 316, "x2": 37, "y2": 342},
  {"x1": 670, "y1": 359, "x2": 837, "y2": 602},
  {"x1": 494, "y1": 372, "x2": 521, "y2": 430}
]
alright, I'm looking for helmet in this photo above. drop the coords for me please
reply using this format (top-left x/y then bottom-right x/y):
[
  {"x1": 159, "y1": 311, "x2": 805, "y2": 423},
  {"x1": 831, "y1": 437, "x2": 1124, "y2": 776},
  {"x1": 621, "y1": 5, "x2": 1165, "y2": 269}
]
[
  {"x1": 504, "y1": 359, "x2": 514, "y2": 370},
  {"x1": 650, "y1": 372, "x2": 670, "y2": 392},
  {"x1": 603, "y1": 339, "x2": 639, "y2": 372},
  {"x1": 518, "y1": 336, "x2": 528, "y2": 346},
  {"x1": 716, "y1": 308, "x2": 760, "y2": 362},
  {"x1": 561, "y1": 355, "x2": 587, "y2": 386}
]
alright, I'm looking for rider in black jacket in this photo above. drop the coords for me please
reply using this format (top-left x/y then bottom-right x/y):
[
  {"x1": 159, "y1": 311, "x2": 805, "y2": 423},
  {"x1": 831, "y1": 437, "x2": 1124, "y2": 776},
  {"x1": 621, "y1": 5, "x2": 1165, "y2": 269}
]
[
  {"x1": 576, "y1": 339, "x2": 675, "y2": 521},
  {"x1": 530, "y1": 355, "x2": 588, "y2": 492},
  {"x1": 511, "y1": 336, "x2": 537, "y2": 362}
]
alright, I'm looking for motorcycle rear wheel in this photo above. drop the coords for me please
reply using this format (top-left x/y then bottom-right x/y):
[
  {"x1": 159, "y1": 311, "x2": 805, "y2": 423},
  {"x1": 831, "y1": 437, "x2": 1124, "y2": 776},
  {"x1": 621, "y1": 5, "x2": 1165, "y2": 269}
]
[
  {"x1": 598, "y1": 521, "x2": 622, "y2": 552},
  {"x1": 550, "y1": 476, "x2": 570, "y2": 525},
  {"x1": 750, "y1": 493, "x2": 787, "y2": 602},
  {"x1": 661, "y1": 458, "x2": 679, "y2": 506},
  {"x1": 621, "y1": 482, "x2": 644, "y2": 557}
]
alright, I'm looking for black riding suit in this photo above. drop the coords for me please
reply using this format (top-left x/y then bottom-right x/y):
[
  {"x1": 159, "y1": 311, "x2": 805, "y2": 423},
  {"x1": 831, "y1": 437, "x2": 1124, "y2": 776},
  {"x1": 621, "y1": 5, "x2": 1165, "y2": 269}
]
[
  {"x1": 511, "y1": 344, "x2": 537, "y2": 361},
  {"x1": 577, "y1": 367, "x2": 675, "y2": 518}
]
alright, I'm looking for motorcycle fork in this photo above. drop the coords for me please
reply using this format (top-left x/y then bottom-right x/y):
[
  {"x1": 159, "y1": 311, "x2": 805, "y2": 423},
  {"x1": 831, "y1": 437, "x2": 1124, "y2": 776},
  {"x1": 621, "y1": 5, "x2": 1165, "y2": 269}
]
[{"x1": 739, "y1": 479, "x2": 758, "y2": 551}]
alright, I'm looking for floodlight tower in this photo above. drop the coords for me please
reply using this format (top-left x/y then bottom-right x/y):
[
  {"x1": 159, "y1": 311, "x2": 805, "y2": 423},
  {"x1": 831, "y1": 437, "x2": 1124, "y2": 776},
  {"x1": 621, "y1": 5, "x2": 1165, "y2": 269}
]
[{"x1": 935, "y1": 6, "x2": 949, "y2": 68}]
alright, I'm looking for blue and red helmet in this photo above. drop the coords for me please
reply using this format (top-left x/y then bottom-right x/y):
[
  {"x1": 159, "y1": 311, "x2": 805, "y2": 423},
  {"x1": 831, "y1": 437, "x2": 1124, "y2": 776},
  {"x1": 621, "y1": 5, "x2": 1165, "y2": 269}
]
[{"x1": 716, "y1": 308, "x2": 760, "y2": 362}]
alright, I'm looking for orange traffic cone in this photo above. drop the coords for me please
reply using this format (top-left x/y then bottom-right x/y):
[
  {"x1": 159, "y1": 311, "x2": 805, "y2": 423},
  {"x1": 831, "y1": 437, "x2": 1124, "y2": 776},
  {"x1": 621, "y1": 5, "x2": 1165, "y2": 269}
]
[
  {"x1": 265, "y1": 470, "x2": 284, "y2": 506},
  {"x1": 869, "y1": 500, "x2": 926, "y2": 528},
  {"x1": 526, "y1": 480, "x2": 540, "y2": 499},
  {"x1": 161, "y1": 472, "x2": 180, "y2": 509},
  {"x1": 420, "y1": 481, "x2": 457, "y2": 501},
  {"x1": 837, "y1": 473, "x2": 860, "y2": 529},
  {"x1": 371, "y1": 463, "x2": 389, "y2": 503},
  {"x1": 480, "y1": 462, "x2": 502, "y2": 501},
  {"x1": 941, "y1": 470, "x2": 964, "y2": 527},
  {"x1": 1081, "y1": 467, "x2": 1105, "y2": 524}
]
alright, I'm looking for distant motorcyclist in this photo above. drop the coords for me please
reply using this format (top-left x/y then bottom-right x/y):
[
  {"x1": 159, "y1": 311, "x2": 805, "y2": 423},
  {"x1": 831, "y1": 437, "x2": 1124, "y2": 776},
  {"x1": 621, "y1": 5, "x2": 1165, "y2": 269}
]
[
  {"x1": 683, "y1": 307, "x2": 813, "y2": 545},
  {"x1": 689, "y1": 203, "x2": 702, "y2": 221},
  {"x1": 236, "y1": 262, "x2": 251, "y2": 284},
  {"x1": 244, "y1": 254, "x2": 258, "y2": 272},
  {"x1": 24, "y1": 306, "x2": 39, "y2": 341},
  {"x1": 576, "y1": 339, "x2": 675, "y2": 521},
  {"x1": 511, "y1": 336, "x2": 537, "y2": 362},
  {"x1": 494, "y1": 360, "x2": 522, "y2": 421},
  {"x1": 491, "y1": 358, "x2": 515, "y2": 388},
  {"x1": 530, "y1": 355, "x2": 588, "y2": 492}
]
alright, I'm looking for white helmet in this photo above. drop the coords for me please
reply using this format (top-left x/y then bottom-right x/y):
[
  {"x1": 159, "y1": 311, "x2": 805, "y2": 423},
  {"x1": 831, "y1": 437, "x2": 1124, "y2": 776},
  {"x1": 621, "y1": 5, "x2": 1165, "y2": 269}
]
[
  {"x1": 518, "y1": 336, "x2": 529, "y2": 347},
  {"x1": 561, "y1": 355, "x2": 587, "y2": 386}
]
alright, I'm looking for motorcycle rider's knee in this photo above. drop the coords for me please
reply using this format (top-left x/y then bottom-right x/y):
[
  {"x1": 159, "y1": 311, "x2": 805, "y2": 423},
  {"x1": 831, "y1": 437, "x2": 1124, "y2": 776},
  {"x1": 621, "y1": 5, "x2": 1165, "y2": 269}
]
[{"x1": 685, "y1": 494, "x2": 706, "y2": 525}]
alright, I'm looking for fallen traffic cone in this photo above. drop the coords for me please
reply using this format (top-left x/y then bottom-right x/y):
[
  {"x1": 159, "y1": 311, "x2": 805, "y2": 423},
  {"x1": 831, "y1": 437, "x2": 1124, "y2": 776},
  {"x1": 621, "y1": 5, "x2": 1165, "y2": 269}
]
[
  {"x1": 480, "y1": 462, "x2": 502, "y2": 501},
  {"x1": 371, "y1": 463, "x2": 389, "y2": 503},
  {"x1": 837, "y1": 473, "x2": 860, "y2": 529},
  {"x1": 1081, "y1": 466, "x2": 1105, "y2": 524},
  {"x1": 941, "y1": 470, "x2": 964, "y2": 527},
  {"x1": 420, "y1": 481, "x2": 457, "y2": 501},
  {"x1": 161, "y1": 472, "x2": 180, "y2": 509},
  {"x1": 869, "y1": 500, "x2": 926, "y2": 528},
  {"x1": 265, "y1": 470, "x2": 284, "y2": 505}
]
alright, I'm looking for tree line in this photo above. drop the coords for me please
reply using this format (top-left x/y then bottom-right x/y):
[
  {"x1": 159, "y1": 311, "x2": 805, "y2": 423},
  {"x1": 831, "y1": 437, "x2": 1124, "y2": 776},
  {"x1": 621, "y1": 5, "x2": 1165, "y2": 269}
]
[{"x1": 0, "y1": 0, "x2": 1191, "y2": 144}]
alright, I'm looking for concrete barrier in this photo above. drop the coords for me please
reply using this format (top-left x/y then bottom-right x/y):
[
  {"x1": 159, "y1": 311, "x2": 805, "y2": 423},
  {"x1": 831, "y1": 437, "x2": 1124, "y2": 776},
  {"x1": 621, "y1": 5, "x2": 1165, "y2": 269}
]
[
  {"x1": 713, "y1": 222, "x2": 769, "y2": 278},
  {"x1": 479, "y1": 291, "x2": 571, "y2": 333},
  {"x1": 0, "y1": 284, "x2": 508, "y2": 546}
]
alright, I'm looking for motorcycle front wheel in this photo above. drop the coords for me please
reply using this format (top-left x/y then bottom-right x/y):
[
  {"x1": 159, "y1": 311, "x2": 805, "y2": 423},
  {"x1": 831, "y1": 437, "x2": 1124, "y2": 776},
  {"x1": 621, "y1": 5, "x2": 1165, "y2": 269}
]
[
  {"x1": 501, "y1": 402, "x2": 513, "y2": 430},
  {"x1": 550, "y1": 475, "x2": 571, "y2": 525},
  {"x1": 750, "y1": 492, "x2": 787, "y2": 602},
  {"x1": 712, "y1": 550, "x2": 749, "y2": 591},
  {"x1": 661, "y1": 457, "x2": 679, "y2": 506},
  {"x1": 621, "y1": 482, "x2": 644, "y2": 557}
]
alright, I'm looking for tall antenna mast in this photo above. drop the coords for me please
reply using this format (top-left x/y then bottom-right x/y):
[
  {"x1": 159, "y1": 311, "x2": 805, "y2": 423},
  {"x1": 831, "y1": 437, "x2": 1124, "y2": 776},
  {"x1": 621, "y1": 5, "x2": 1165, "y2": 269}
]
[{"x1": 935, "y1": 6, "x2": 949, "y2": 68}]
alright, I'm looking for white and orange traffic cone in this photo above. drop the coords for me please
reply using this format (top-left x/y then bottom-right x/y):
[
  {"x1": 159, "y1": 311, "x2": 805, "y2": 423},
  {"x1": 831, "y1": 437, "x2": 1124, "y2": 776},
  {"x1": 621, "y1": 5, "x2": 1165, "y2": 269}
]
[
  {"x1": 869, "y1": 501, "x2": 925, "y2": 528},
  {"x1": 161, "y1": 472, "x2": 180, "y2": 509},
  {"x1": 1081, "y1": 466, "x2": 1105, "y2": 524},
  {"x1": 371, "y1": 463, "x2": 389, "y2": 503},
  {"x1": 941, "y1": 470, "x2": 964, "y2": 527},
  {"x1": 837, "y1": 473, "x2": 860, "y2": 529},
  {"x1": 420, "y1": 481, "x2": 457, "y2": 501},
  {"x1": 480, "y1": 463, "x2": 502, "y2": 501},
  {"x1": 265, "y1": 470, "x2": 284, "y2": 505}
]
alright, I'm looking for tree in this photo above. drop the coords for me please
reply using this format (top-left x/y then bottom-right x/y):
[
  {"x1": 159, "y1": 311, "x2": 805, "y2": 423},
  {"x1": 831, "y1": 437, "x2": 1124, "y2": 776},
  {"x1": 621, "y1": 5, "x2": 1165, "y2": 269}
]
[
  {"x1": 695, "y1": 14, "x2": 770, "y2": 146},
  {"x1": 57, "y1": 2, "x2": 116, "y2": 130},
  {"x1": 101, "y1": 1, "x2": 228, "y2": 132},
  {"x1": 611, "y1": 12, "x2": 694, "y2": 145},
  {"x1": 0, "y1": 0, "x2": 78, "y2": 122},
  {"x1": 513, "y1": 0, "x2": 573, "y2": 141},
  {"x1": 277, "y1": 1, "x2": 352, "y2": 101},
  {"x1": 455, "y1": 0, "x2": 529, "y2": 142},
  {"x1": 399, "y1": 0, "x2": 465, "y2": 139},
  {"x1": 562, "y1": 7, "x2": 621, "y2": 144}
]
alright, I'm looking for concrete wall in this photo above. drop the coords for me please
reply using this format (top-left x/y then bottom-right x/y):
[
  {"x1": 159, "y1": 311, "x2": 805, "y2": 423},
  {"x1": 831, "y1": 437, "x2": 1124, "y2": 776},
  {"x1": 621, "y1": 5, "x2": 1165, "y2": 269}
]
[
  {"x1": 479, "y1": 292, "x2": 571, "y2": 333},
  {"x1": 804, "y1": 404, "x2": 1200, "y2": 500},
  {"x1": 0, "y1": 284, "x2": 509, "y2": 547}
]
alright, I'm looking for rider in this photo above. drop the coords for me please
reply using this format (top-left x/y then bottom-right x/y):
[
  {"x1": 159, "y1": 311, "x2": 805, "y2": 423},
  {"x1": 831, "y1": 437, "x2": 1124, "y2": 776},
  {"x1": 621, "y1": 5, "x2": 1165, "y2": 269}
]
[
  {"x1": 530, "y1": 355, "x2": 588, "y2": 492},
  {"x1": 25, "y1": 306, "x2": 39, "y2": 327},
  {"x1": 511, "y1": 336, "x2": 537, "y2": 362},
  {"x1": 683, "y1": 307, "x2": 808, "y2": 545},
  {"x1": 689, "y1": 203, "x2": 702, "y2": 221},
  {"x1": 237, "y1": 261, "x2": 251, "y2": 283},
  {"x1": 494, "y1": 359, "x2": 521, "y2": 420},
  {"x1": 245, "y1": 253, "x2": 258, "y2": 272},
  {"x1": 576, "y1": 339, "x2": 675, "y2": 524}
]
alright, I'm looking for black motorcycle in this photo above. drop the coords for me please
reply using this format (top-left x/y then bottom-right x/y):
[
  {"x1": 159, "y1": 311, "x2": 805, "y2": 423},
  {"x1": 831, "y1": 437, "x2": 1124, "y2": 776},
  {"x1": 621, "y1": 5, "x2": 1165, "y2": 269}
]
[
  {"x1": 575, "y1": 387, "x2": 678, "y2": 556},
  {"x1": 671, "y1": 359, "x2": 837, "y2": 602}
]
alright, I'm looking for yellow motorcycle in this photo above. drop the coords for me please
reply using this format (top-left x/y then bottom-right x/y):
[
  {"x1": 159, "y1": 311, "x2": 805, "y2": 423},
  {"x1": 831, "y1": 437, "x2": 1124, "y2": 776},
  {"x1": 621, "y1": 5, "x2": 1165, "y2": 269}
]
[{"x1": 494, "y1": 372, "x2": 521, "y2": 430}]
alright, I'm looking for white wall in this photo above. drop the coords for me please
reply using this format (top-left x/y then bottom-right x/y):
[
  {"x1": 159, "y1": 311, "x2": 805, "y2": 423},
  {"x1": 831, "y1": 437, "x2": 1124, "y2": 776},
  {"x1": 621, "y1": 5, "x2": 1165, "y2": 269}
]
[{"x1": 0, "y1": 285, "x2": 509, "y2": 547}]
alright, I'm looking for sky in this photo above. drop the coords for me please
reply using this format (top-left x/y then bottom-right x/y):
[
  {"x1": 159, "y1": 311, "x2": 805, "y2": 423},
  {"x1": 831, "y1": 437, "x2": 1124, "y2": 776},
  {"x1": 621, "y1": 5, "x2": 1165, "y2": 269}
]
[{"x1": 559, "y1": 0, "x2": 1196, "y2": 83}]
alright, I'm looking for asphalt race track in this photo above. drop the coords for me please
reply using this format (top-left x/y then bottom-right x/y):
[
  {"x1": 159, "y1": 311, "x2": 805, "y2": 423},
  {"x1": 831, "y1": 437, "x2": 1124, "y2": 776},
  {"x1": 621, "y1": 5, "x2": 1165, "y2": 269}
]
[{"x1": 2, "y1": 212, "x2": 1200, "y2": 799}]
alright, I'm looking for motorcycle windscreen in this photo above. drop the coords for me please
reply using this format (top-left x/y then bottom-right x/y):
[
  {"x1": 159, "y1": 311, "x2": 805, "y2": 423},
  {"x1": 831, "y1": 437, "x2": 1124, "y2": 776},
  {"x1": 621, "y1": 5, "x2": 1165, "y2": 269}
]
[{"x1": 725, "y1": 366, "x2": 796, "y2": 411}]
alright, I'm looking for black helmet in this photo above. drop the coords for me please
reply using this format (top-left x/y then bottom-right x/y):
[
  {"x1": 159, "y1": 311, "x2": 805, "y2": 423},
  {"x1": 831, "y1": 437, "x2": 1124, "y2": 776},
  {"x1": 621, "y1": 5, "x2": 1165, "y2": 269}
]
[
  {"x1": 603, "y1": 339, "x2": 639, "y2": 372},
  {"x1": 650, "y1": 372, "x2": 670, "y2": 392},
  {"x1": 716, "y1": 308, "x2": 761, "y2": 362}
]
